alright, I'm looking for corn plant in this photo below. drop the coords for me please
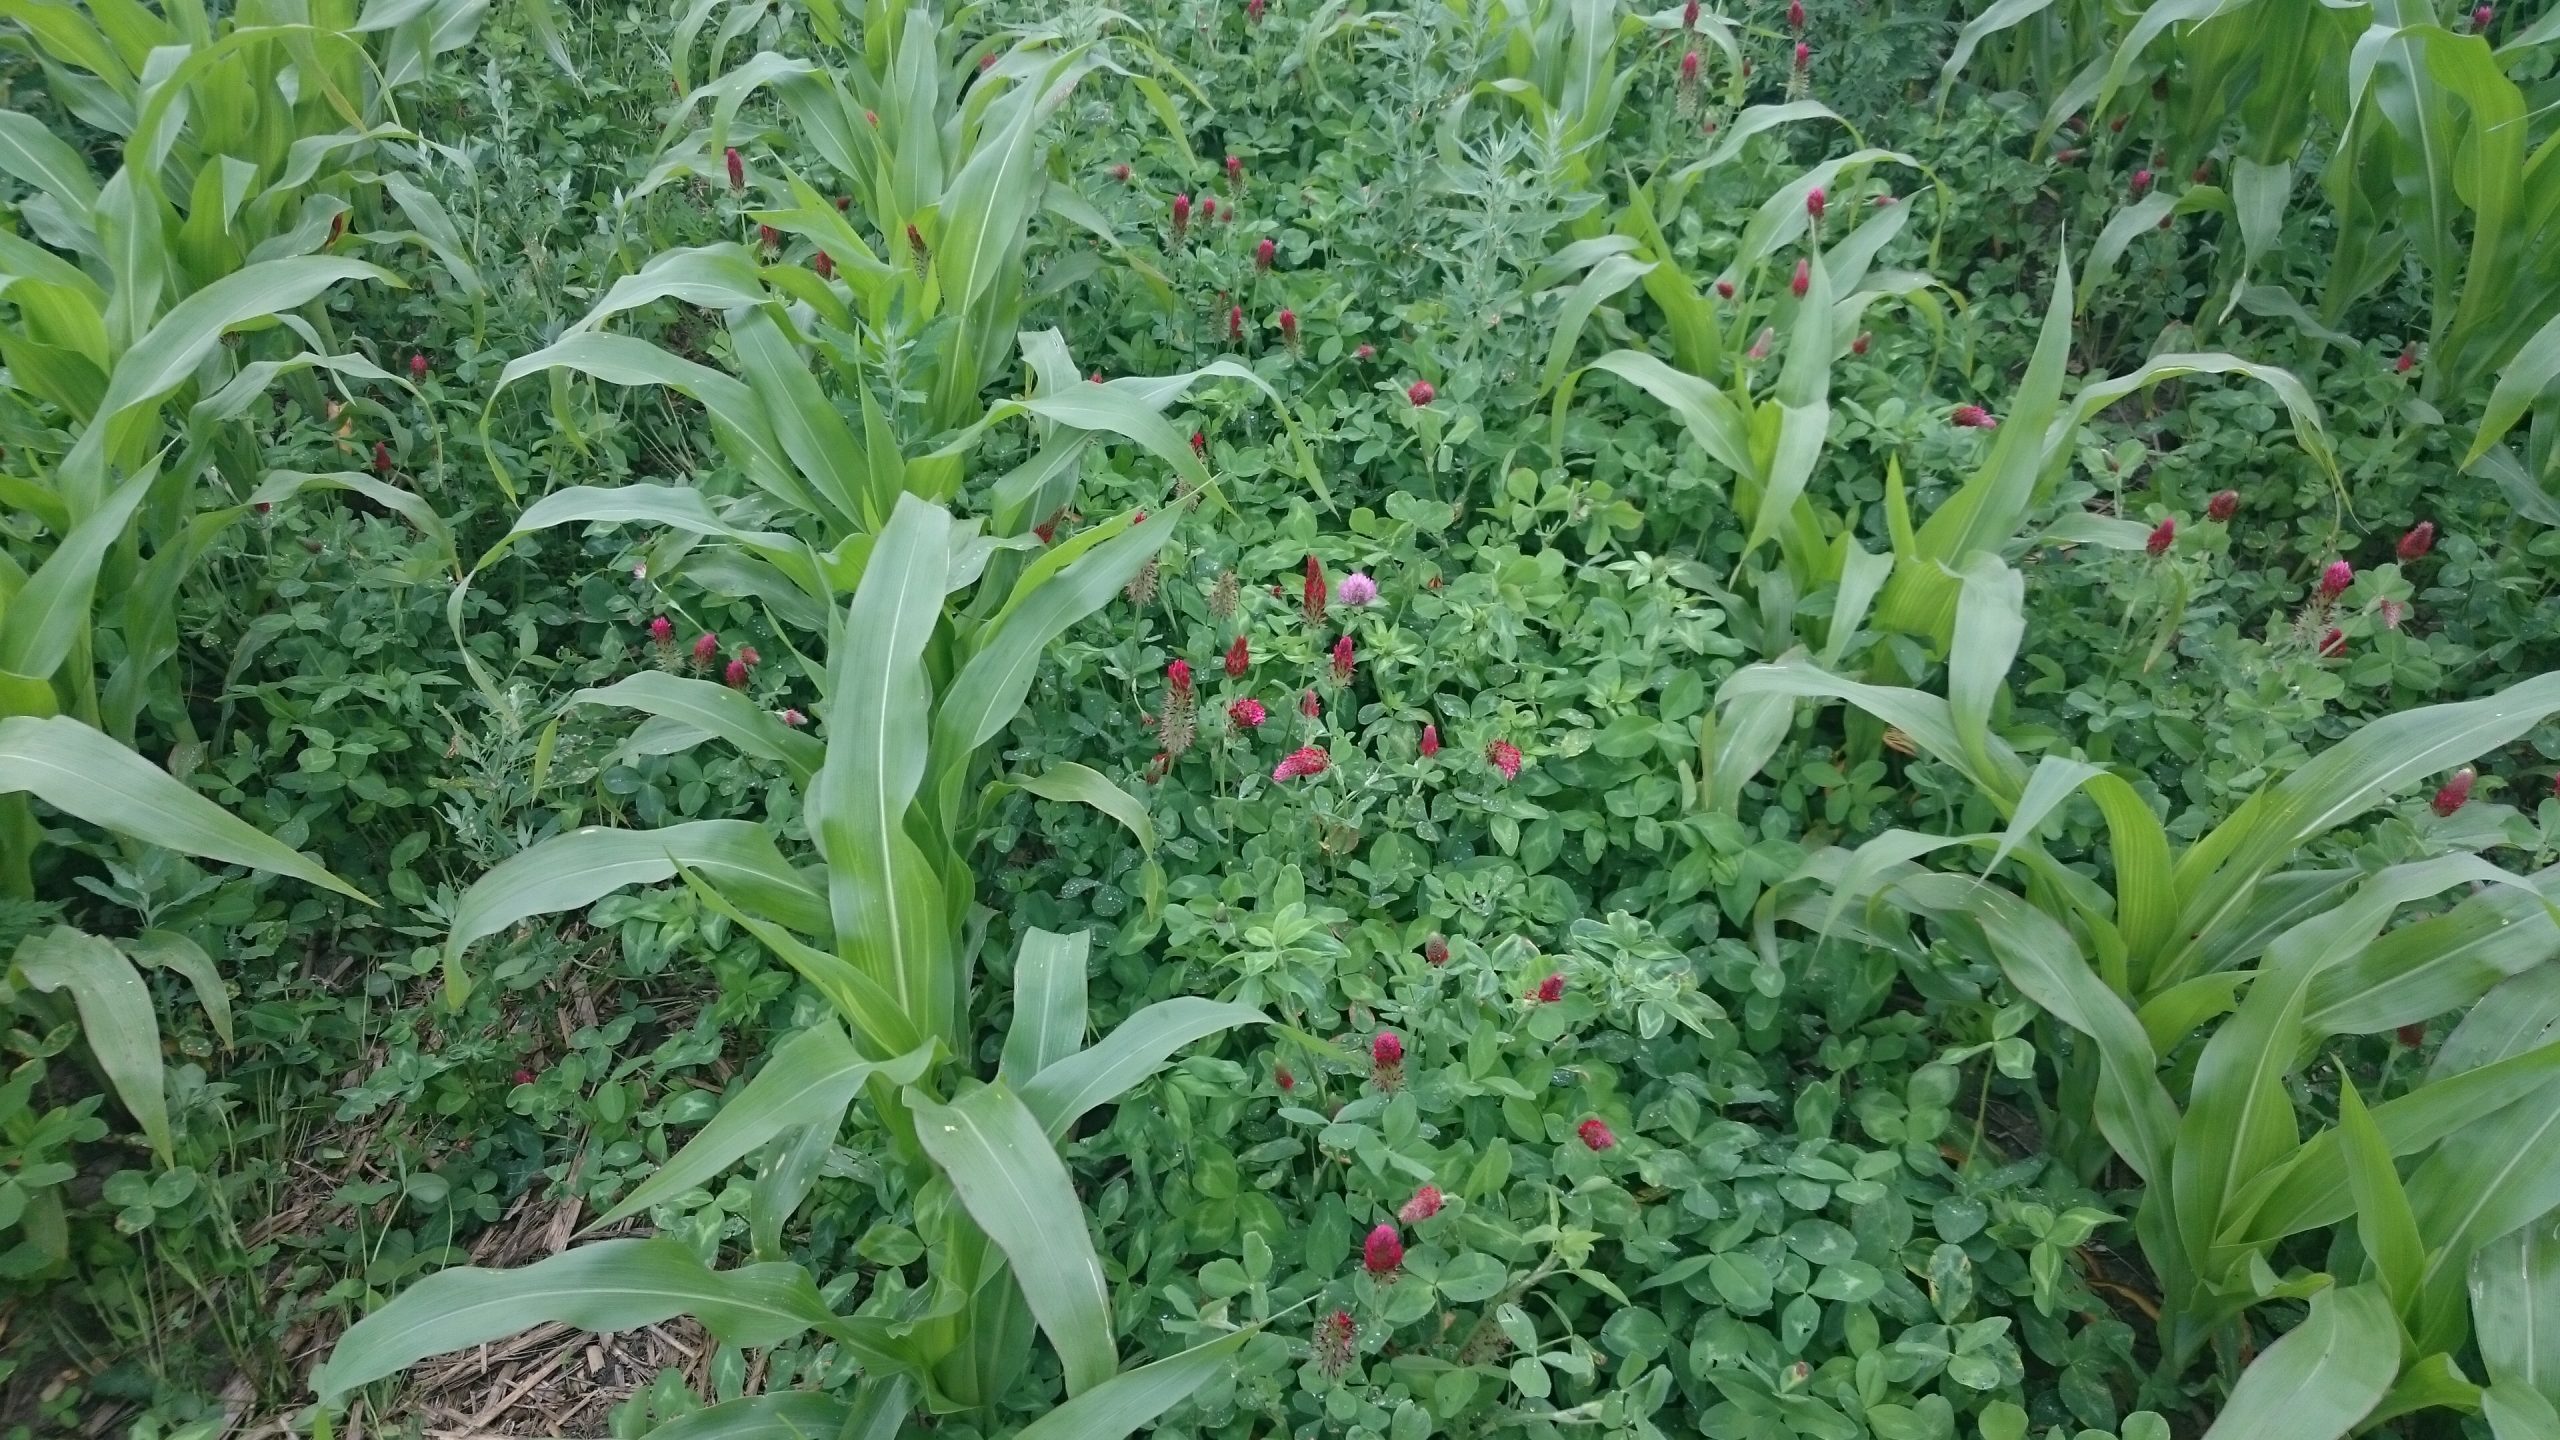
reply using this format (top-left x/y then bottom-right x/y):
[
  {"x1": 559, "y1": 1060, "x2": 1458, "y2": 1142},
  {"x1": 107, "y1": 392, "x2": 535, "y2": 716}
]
[
  {"x1": 1564, "y1": 225, "x2": 2330, "y2": 697},
  {"x1": 475, "y1": 263, "x2": 1273, "y2": 695},
  {"x1": 1458, "y1": 0, "x2": 1678, "y2": 229},
  {"x1": 0, "y1": 178, "x2": 442, "y2": 880},
  {"x1": 0, "y1": 0, "x2": 481, "y2": 769},
  {"x1": 1537, "y1": 107, "x2": 1889, "y2": 388},
  {"x1": 1941, "y1": 0, "x2": 2560, "y2": 470},
  {"x1": 313, "y1": 493, "x2": 1265, "y2": 1432},
  {"x1": 0, "y1": 0, "x2": 488, "y2": 298},
  {"x1": 1710, "y1": 586, "x2": 2560, "y2": 1433},
  {"x1": 1934, "y1": 0, "x2": 2118, "y2": 121},
  {"x1": 640, "y1": 0, "x2": 1193, "y2": 438},
  {"x1": 0, "y1": 716, "x2": 367, "y2": 1278},
  {"x1": 1547, "y1": 148, "x2": 1933, "y2": 571}
]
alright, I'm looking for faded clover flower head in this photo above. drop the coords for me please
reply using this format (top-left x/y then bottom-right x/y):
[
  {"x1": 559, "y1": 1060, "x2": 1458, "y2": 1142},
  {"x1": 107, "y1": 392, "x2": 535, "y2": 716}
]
[{"x1": 1336, "y1": 572, "x2": 1379, "y2": 607}]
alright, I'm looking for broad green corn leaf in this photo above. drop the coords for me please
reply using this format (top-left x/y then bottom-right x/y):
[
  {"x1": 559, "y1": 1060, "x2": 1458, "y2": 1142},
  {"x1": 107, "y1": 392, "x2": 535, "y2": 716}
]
[
  {"x1": 643, "y1": 1392, "x2": 854, "y2": 1440},
  {"x1": 248, "y1": 470, "x2": 461, "y2": 578},
  {"x1": 928, "y1": 514, "x2": 1179, "y2": 798},
  {"x1": 475, "y1": 483, "x2": 826, "y2": 604},
  {"x1": 2336, "y1": 1077, "x2": 2425, "y2": 1318},
  {"x1": 2470, "y1": 311, "x2": 2560, "y2": 467},
  {"x1": 594, "y1": 1026, "x2": 931, "y2": 1228},
  {"x1": 62, "y1": 256, "x2": 394, "y2": 509},
  {"x1": 2406, "y1": 1083, "x2": 2560, "y2": 1305},
  {"x1": 312, "y1": 1238, "x2": 905, "y2": 1405},
  {"x1": 1018, "y1": 997, "x2": 1268, "y2": 1141},
  {"x1": 728, "y1": 303, "x2": 867, "y2": 527},
  {"x1": 443, "y1": 820, "x2": 824, "y2": 989},
  {"x1": 481, "y1": 335, "x2": 803, "y2": 509},
  {"x1": 1672, "y1": 101, "x2": 1848, "y2": 183},
  {"x1": 1717, "y1": 652, "x2": 2030, "y2": 804},
  {"x1": 2436, "y1": 966, "x2": 2560, "y2": 1080},
  {"x1": 1536, "y1": 252, "x2": 1651, "y2": 398},
  {"x1": 1000, "y1": 927, "x2": 1089, "y2": 1081},
  {"x1": 1936, "y1": 0, "x2": 2056, "y2": 104},
  {"x1": 0, "y1": 715, "x2": 365, "y2": 900},
  {"x1": 1978, "y1": 756, "x2": 2105, "y2": 882},
  {"x1": 672, "y1": 866, "x2": 923, "y2": 1059},
  {"x1": 1702, "y1": 686, "x2": 1793, "y2": 816},
  {"x1": 567, "y1": 243, "x2": 767, "y2": 334},
  {"x1": 1731, "y1": 150, "x2": 1922, "y2": 278},
  {"x1": 0, "y1": 111, "x2": 99, "y2": 213},
  {"x1": 1011, "y1": 1328, "x2": 1255, "y2": 1440},
  {"x1": 1002, "y1": 762, "x2": 1155, "y2": 855},
  {"x1": 906, "y1": 1079, "x2": 1115, "y2": 1395},
  {"x1": 2196, "y1": 1283, "x2": 2398, "y2": 1440},
  {"x1": 378, "y1": 170, "x2": 483, "y2": 295},
  {"x1": 569, "y1": 672, "x2": 823, "y2": 781},
  {"x1": 2166, "y1": 672, "x2": 2560, "y2": 989},
  {"x1": 14, "y1": 927, "x2": 168, "y2": 1157},
  {"x1": 2476, "y1": 1223, "x2": 2560, "y2": 1410},
  {"x1": 2177, "y1": 861, "x2": 2495, "y2": 1278},
  {"x1": 1581, "y1": 350, "x2": 1755, "y2": 478},
  {"x1": 1876, "y1": 252, "x2": 2073, "y2": 647},
  {"x1": 2137, "y1": 972, "x2": 2255, "y2": 1053},
  {"x1": 2083, "y1": 192, "x2": 2178, "y2": 298},
  {"x1": 1821, "y1": 536, "x2": 1891, "y2": 667},
  {"x1": 1947, "y1": 554, "x2": 2023, "y2": 786},
  {"x1": 2305, "y1": 866, "x2": 2560, "y2": 1034},
  {"x1": 810, "y1": 493, "x2": 952, "y2": 1034},
  {"x1": 122, "y1": 929, "x2": 229, "y2": 1046},
  {"x1": 1017, "y1": 385, "x2": 1213, "y2": 494},
  {"x1": 2233, "y1": 1038, "x2": 2560, "y2": 1244},
  {"x1": 1738, "y1": 249, "x2": 1833, "y2": 566},
  {"x1": 2485, "y1": 1383, "x2": 2560, "y2": 1440},
  {"x1": 0, "y1": 463, "x2": 155, "y2": 682},
  {"x1": 1898, "y1": 873, "x2": 2175, "y2": 1182},
  {"x1": 2065, "y1": 352, "x2": 2337, "y2": 487}
]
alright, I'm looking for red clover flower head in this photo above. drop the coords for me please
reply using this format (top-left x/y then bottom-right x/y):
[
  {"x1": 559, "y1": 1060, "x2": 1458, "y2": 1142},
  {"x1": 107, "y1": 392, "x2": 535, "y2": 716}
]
[{"x1": 1363, "y1": 1223, "x2": 1403, "y2": 1276}]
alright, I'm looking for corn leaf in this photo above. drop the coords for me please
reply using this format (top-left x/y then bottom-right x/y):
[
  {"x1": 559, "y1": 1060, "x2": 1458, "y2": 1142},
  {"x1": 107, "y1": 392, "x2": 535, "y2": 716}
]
[
  {"x1": 2231, "y1": 1039, "x2": 2560, "y2": 1246},
  {"x1": 2336, "y1": 1077, "x2": 2425, "y2": 1320},
  {"x1": 13, "y1": 927, "x2": 168, "y2": 1158},
  {"x1": 2196, "y1": 1283, "x2": 2399, "y2": 1440},
  {"x1": 593, "y1": 1025, "x2": 931, "y2": 1228},
  {"x1": 312, "y1": 1238, "x2": 903, "y2": 1406},
  {"x1": 443, "y1": 819, "x2": 824, "y2": 990},
  {"x1": 907, "y1": 1079, "x2": 1116, "y2": 1395},
  {"x1": 570, "y1": 673, "x2": 823, "y2": 781},
  {"x1": 2164, "y1": 672, "x2": 2560, "y2": 990},
  {"x1": 2475, "y1": 1226, "x2": 2560, "y2": 1411},
  {"x1": 1001, "y1": 762, "x2": 1155, "y2": 857},
  {"x1": 1011, "y1": 1328, "x2": 1254, "y2": 1440},
  {"x1": 1000, "y1": 927, "x2": 1089, "y2": 1082},
  {"x1": 810, "y1": 492, "x2": 952, "y2": 1039},
  {"x1": 643, "y1": 1392, "x2": 854, "y2": 1440},
  {"x1": 0, "y1": 715, "x2": 364, "y2": 901},
  {"x1": 122, "y1": 929, "x2": 228, "y2": 1046},
  {"x1": 1018, "y1": 997, "x2": 1268, "y2": 1142}
]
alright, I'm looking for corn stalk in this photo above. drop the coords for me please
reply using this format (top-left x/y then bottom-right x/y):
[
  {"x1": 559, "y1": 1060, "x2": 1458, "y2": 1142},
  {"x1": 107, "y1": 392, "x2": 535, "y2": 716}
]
[{"x1": 315, "y1": 492, "x2": 1265, "y2": 1432}]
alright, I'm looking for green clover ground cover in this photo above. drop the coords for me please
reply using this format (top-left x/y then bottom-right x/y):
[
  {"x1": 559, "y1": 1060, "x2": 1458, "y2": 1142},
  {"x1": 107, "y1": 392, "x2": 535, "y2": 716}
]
[{"x1": 8, "y1": 0, "x2": 2560, "y2": 1436}]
